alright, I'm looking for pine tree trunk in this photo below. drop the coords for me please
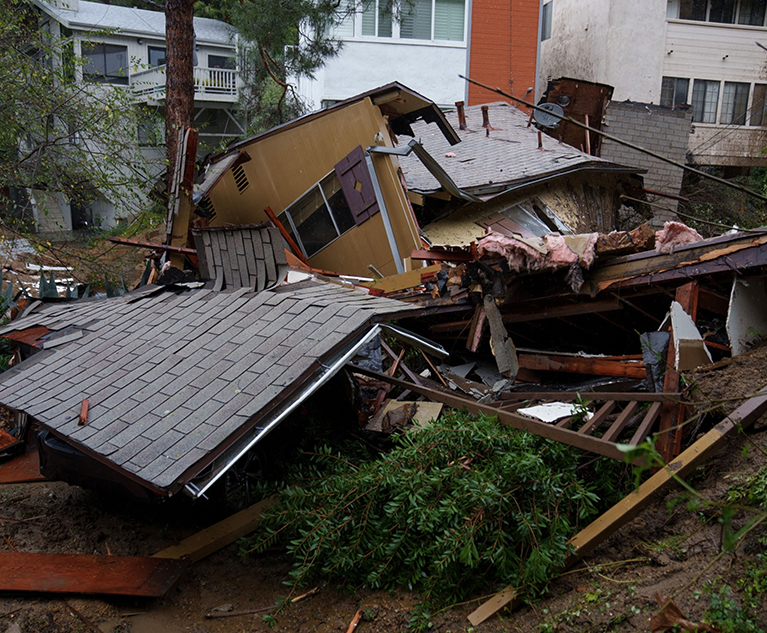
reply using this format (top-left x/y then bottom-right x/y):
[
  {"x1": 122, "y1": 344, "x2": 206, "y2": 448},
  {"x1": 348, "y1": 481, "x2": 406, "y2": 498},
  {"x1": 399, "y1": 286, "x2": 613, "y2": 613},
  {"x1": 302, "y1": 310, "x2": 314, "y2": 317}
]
[{"x1": 165, "y1": 0, "x2": 195, "y2": 193}]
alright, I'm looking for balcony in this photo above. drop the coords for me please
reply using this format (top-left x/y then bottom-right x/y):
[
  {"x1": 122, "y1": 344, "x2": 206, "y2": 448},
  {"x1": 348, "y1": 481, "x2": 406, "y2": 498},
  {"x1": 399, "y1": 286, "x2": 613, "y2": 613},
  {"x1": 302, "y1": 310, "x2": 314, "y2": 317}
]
[{"x1": 131, "y1": 65, "x2": 240, "y2": 104}]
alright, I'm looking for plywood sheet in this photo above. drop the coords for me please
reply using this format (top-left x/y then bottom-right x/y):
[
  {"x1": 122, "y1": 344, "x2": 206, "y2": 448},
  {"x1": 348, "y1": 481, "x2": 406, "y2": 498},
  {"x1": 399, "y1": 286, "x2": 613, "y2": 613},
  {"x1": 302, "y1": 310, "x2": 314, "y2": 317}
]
[{"x1": 0, "y1": 552, "x2": 188, "y2": 596}]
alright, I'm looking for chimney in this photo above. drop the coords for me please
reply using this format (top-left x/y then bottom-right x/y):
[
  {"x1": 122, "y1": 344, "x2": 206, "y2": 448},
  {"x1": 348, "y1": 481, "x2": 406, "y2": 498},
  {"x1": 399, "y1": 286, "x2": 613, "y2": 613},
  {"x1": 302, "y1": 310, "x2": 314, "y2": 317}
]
[
  {"x1": 455, "y1": 101, "x2": 467, "y2": 130},
  {"x1": 481, "y1": 105, "x2": 490, "y2": 128}
]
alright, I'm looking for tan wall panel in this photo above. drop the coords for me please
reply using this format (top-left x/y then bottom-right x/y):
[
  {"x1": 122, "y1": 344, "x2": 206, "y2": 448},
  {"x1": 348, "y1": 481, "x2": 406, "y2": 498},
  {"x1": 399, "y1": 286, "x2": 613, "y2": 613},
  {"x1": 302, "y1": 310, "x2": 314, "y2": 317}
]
[{"x1": 207, "y1": 98, "x2": 422, "y2": 277}]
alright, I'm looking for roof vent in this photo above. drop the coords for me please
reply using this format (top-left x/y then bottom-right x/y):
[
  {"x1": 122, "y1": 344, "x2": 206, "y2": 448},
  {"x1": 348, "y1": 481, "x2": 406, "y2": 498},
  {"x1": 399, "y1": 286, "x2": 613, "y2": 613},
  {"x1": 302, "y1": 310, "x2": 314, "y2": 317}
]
[{"x1": 232, "y1": 164, "x2": 249, "y2": 194}]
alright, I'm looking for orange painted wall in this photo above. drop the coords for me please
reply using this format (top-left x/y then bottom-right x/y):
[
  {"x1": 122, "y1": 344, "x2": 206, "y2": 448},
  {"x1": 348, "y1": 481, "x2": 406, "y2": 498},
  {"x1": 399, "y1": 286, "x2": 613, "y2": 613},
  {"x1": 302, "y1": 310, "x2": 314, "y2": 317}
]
[{"x1": 468, "y1": 0, "x2": 539, "y2": 106}]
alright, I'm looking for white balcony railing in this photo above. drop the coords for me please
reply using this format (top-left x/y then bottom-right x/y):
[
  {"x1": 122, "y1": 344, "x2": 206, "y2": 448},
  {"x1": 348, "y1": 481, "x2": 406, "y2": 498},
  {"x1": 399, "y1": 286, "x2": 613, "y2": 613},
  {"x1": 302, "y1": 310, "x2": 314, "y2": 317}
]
[{"x1": 131, "y1": 65, "x2": 240, "y2": 103}]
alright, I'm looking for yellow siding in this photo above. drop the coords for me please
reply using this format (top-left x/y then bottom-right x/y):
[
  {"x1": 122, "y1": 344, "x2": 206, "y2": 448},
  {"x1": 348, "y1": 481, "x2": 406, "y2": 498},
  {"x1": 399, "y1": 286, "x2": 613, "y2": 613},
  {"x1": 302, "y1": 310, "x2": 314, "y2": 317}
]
[{"x1": 207, "y1": 98, "x2": 422, "y2": 277}]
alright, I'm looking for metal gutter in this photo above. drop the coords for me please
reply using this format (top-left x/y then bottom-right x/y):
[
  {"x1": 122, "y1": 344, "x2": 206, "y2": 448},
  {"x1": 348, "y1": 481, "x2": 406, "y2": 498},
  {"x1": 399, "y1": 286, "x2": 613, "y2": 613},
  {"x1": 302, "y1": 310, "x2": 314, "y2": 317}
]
[{"x1": 367, "y1": 140, "x2": 481, "y2": 203}]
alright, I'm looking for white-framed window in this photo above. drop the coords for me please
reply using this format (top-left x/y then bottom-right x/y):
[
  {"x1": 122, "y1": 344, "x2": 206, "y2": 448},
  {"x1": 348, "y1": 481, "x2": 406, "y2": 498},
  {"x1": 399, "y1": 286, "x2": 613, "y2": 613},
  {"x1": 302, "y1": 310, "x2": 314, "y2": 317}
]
[
  {"x1": 82, "y1": 42, "x2": 129, "y2": 85},
  {"x1": 720, "y1": 81, "x2": 750, "y2": 124},
  {"x1": 661, "y1": 76, "x2": 690, "y2": 108},
  {"x1": 673, "y1": 0, "x2": 767, "y2": 26},
  {"x1": 148, "y1": 46, "x2": 166, "y2": 67},
  {"x1": 541, "y1": 1, "x2": 553, "y2": 41},
  {"x1": 692, "y1": 79, "x2": 720, "y2": 122},
  {"x1": 355, "y1": 0, "x2": 465, "y2": 41},
  {"x1": 278, "y1": 172, "x2": 356, "y2": 258}
]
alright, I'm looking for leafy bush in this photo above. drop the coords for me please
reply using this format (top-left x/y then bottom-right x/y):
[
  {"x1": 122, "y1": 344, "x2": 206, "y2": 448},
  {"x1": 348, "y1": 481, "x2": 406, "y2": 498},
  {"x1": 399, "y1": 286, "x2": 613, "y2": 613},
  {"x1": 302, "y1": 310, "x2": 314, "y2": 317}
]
[{"x1": 244, "y1": 412, "x2": 626, "y2": 604}]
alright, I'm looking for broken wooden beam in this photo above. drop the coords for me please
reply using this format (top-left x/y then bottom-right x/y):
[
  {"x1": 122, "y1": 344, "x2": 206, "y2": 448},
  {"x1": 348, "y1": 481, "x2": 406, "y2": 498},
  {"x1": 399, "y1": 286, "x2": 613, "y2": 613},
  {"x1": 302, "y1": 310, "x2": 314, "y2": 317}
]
[
  {"x1": 0, "y1": 552, "x2": 188, "y2": 597},
  {"x1": 153, "y1": 496, "x2": 275, "y2": 563},
  {"x1": 517, "y1": 353, "x2": 646, "y2": 379},
  {"x1": 411, "y1": 249, "x2": 474, "y2": 263},
  {"x1": 430, "y1": 299, "x2": 622, "y2": 334},
  {"x1": 352, "y1": 368, "x2": 634, "y2": 461},
  {"x1": 106, "y1": 237, "x2": 197, "y2": 255}
]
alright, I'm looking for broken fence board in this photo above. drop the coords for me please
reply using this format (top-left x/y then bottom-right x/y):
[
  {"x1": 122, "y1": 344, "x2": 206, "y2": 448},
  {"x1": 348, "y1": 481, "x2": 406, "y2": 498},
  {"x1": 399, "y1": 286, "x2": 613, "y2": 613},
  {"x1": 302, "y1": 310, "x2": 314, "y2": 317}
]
[
  {"x1": 467, "y1": 386, "x2": 767, "y2": 626},
  {"x1": 0, "y1": 552, "x2": 188, "y2": 597},
  {"x1": 153, "y1": 496, "x2": 275, "y2": 563}
]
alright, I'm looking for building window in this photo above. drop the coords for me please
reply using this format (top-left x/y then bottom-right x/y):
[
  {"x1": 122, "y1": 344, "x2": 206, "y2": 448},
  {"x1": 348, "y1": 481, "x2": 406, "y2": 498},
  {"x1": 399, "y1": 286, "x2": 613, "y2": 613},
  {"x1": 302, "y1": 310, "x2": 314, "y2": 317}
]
[
  {"x1": 361, "y1": 0, "x2": 393, "y2": 37},
  {"x1": 676, "y1": 0, "x2": 766, "y2": 25},
  {"x1": 739, "y1": 0, "x2": 767, "y2": 24},
  {"x1": 398, "y1": 0, "x2": 465, "y2": 40},
  {"x1": 278, "y1": 172, "x2": 355, "y2": 258},
  {"x1": 661, "y1": 76, "x2": 690, "y2": 108},
  {"x1": 82, "y1": 43, "x2": 129, "y2": 84},
  {"x1": 434, "y1": 0, "x2": 465, "y2": 40},
  {"x1": 209, "y1": 54, "x2": 236, "y2": 69},
  {"x1": 720, "y1": 81, "x2": 750, "y2": 123},
  {"x1": 541, "y1": 2, "x2": 553, "y2": 41},
  {"x1": 148, "y1": 46, "x2": 166, "y2": 67},
  {"x1": 692, "y1": 79, "x2": 720, "y2": 123},
  {"x1": 751, "y1": 83, "x2": 767, "y2": 125}
]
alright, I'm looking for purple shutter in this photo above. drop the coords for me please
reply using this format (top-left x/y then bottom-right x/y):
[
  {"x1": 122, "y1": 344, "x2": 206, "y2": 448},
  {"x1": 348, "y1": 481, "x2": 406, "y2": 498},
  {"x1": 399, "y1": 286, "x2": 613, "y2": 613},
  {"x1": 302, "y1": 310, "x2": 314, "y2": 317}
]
[{"x1": 334, "y1": 145, "x2": 380, "y2": 226}]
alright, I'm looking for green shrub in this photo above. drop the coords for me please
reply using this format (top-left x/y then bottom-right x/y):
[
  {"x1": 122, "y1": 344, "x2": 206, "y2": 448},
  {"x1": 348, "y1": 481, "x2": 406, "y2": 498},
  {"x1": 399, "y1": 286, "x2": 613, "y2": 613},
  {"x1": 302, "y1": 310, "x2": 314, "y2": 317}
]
[{"x1": 244, "y1": 412, "x2": 626, "y2": 605}]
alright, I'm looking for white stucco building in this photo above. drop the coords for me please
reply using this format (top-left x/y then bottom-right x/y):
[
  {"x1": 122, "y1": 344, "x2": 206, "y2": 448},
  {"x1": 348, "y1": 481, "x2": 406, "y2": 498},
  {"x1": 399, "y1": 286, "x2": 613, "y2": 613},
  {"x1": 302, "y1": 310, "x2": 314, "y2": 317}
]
[
  {"x1": 295, "y1": 0, "x2": 471, "y2": 109},
  {"x1": 538, "y1": 0, "x2": 767, "y2": 167},
  {"x1": 27, "y1": 0, "x2": 244, "y2": 236}
]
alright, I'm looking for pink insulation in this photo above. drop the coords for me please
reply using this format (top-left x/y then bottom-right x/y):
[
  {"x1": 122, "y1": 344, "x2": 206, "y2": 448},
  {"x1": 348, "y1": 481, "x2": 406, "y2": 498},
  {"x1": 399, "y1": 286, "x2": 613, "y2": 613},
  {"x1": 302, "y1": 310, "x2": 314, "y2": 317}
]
[
  {"x1": 478, "y1": 232, "x2": 599, "y2": 273},
  {"x1": 544, "y1": 234, "x2": 579, "y2": 268},
  {"x1": 477, "y1": 233, "x2": 546, "y2": 272},
  {"x1": 655, "y1": 222, "x2": 703, "y2": 254}
]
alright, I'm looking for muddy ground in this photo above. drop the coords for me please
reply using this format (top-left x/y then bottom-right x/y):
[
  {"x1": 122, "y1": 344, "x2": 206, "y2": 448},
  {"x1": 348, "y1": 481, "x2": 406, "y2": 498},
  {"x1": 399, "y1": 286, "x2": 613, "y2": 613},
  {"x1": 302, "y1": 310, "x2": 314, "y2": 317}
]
[{"x1": 1, "y1": 247, "x2": 766, "y2": 633}]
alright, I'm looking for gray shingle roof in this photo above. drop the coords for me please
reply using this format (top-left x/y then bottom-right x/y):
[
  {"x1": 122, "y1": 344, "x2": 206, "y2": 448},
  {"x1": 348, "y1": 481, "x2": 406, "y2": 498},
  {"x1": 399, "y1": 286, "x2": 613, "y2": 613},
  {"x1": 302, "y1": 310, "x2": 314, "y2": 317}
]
[
  {"x1": 35, "y1": 0, "x2": 236, "y2": 45},
  {"x1": 399, "y1": 102, "x2": 639, "y2": 195},
  {"x1": 0, "y1": 281, "x2": 415, "y2": 492}
]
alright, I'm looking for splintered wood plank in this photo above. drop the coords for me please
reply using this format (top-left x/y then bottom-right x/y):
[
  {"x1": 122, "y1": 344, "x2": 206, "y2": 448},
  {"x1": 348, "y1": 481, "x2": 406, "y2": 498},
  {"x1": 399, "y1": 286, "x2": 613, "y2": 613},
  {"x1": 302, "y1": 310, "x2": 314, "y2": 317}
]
[
  {"x1": 467, "y1": 585, "x2": 519, "y2": 626},
  {"x1": 0, "y1": 446, "x2": 46, "y2": 484},
  {"x1": 154, "y1": 497, "x2": 275, "y2": 563},
  {"x1": 518, "y1": 354, "x2": 646, "y2": 379},
  {"x1": 0, "y1": 552, "x2": 188, "y2": 596}
]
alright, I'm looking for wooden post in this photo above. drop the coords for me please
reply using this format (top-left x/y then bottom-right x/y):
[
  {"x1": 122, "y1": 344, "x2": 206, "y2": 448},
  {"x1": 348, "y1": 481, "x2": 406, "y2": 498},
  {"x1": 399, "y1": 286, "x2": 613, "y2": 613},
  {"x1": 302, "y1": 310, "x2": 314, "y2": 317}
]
[{"x1": 657, "y1": 281, "x2": 699, "y2": 462}]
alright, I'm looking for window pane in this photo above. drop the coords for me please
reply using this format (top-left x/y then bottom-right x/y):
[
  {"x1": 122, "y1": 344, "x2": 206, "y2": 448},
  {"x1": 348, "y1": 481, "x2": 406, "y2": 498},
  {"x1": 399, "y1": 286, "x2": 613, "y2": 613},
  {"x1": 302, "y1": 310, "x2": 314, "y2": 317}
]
[
  {"x1": 751, "y1": 84, "x2": 767, "y2": 125},
  {"x1": 377, "y1": 3, "x2": 392, "y2": 36},
  {"x1": 288, "y1": 186, "x2": 339, "y2": 258},
  {"x1": 148, "y1": 46, "x2": 166, "y2": 67},
  {"x1": 738, "y1": 0, "x2": 767, "y2": 24},
  {"x1": 82, "y1": 43, "x2": 128, "y2": 84},
  {"x1": 661, "y1": 76, "x2": 689, "y2": 108},
  {"x1": 692, "y1": 79, "x2": 720, "y2": 123},
  {"x1": 709, "y1": 0, "x2": 736, "y2": 22},
  {"x1": 401, "y1": 0, "x2": 432, "y2": 39},
  {"x1": 333, "y1": 0, "x2": 355, "y2": 38},
  {"x1": 361, "y1": 2, "x2": 376, "y2": 35},
  {"x1": 679, "y1": 0, "x2": 708, "y2": 19},
  {"x1": 721, "y1": 81, "x2": 749, "y2": 124},
  {"x1": 434, "y1": 0, "x2": 464, "y2": 40},
  {"x1": 209, "y1": 55, "x2": 235, "y2": 69},
  {"x1": 541, "y1": 1, "x2": 552, "y2": 40},
  {"x1": 322, "y1": 176, "x2": 355, "y2": 234}
]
